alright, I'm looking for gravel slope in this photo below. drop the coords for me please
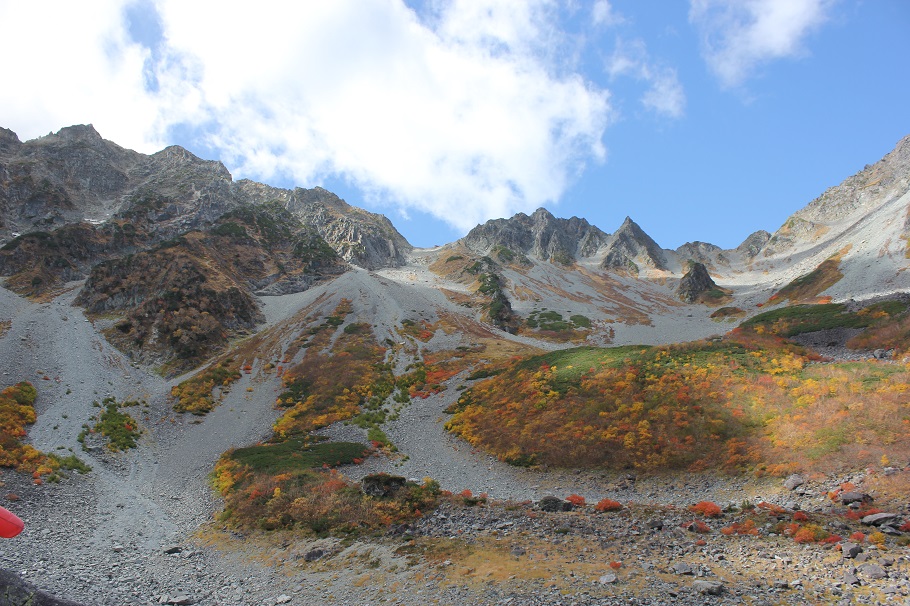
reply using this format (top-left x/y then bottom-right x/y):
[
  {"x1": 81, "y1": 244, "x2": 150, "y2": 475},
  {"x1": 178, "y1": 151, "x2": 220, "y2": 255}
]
[{"x1": 0, "y1": 259, "x2": 906, "y2": 605}]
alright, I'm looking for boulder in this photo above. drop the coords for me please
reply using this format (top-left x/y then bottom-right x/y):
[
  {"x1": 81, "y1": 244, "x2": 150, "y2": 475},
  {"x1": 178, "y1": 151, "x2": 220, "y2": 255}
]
[
  {"x1": 0, "y1": 569, "x2": 86, "y2": 606},
  {"x1": 783, "y1": 474, "x2": 805, "y2": 490},
  {"x1": 303, "y1": 548, "x2": 327, "y2": 562},
  {"x1": 861, "y1": 512, "x2": 898, "y2": 526},
  {"x1": 693, "y1": 580, "x2": 724, "y2": 595},
  {"x1": 858, "y1": 563, "x2": 887, "y2": 580},
  {"x1": 538, "y1": 496, "x2": 571, "y2": 512},
  {"x1": 839, "y1": 491, "x2": 871, "y2": 505},
  {"x1": 841, "y1": 542, "x2": 863, "y2": 559},
  {"x1": 671, "y1": 562, "x2": 694, "y2": 575}
]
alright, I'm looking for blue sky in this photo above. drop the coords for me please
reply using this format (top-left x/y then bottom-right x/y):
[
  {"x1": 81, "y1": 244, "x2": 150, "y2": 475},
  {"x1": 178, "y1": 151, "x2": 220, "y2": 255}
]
[{"x1": 1, "y1": 1, "x2": 908, "y2": 250}]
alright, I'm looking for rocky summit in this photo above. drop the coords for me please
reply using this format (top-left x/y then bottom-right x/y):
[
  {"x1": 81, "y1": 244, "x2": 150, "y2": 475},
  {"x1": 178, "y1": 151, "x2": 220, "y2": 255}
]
[{"x1": 1, "y1": 125, "x2": 910, "y2": 606}]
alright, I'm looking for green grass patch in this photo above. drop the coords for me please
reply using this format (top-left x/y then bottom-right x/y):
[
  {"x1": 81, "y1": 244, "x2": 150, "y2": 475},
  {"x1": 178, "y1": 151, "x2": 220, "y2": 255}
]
[
  {"x1": 93, "y1": 397, "x2": 142, "y2": 451},
  {"x1": 711, "y1": 306, "x2": 745, "y2": 319},
  {"x1": 742, "y1": 303, "x2": 872, "y2": 337},
  {"x1": 48, "y1": 452, "x2": 92, "y2": 474},
  {"x1": 229, "y1": 439, "x2": 369, "y2": 474}
]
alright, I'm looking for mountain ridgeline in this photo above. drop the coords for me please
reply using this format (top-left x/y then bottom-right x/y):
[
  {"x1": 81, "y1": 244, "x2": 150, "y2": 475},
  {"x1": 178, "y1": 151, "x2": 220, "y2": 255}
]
[{"x1": 1, "y1": 124, "x2": 909, "y2": 372}]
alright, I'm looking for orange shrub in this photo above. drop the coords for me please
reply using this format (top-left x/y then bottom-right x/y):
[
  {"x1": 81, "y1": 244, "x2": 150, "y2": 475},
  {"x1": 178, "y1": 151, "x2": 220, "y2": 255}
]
[
  {"x1": 757, "y1": 502, "x2": 786, "y2": 515},
  {"x1": 849, "y1": 532, "x2": 865, "y2": 543},
  {"x1": 793, "y1": 524, "x2": 829, "y2": 544},
  {"x1": 683, "y1": 520, "x2": 712, "y2": 534},
  {"x1": 690, "y1": 501, "x2": 722, "y2": 518},
  {"x1": 594, "y1": 498, "x2": 623, "y2": 512},
  {"x1": 720, "y1": 519, "x2": 759, "y2": 536},
  {"x1": 792, "y1": 511, "x2": 809, "y2": 522},
  {"x1": 609, "y1": 561, "x2": 622, "y2": 570},
  {"x1": 868, "y1": 531, "x2": 886, "y2": 546},
  {"x1": 566, "y1": 494, "x2": 586, "y2": 507}
]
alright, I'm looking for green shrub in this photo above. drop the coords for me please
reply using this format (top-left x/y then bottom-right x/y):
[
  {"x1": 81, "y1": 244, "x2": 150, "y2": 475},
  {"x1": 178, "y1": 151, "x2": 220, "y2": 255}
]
[{"x1": 94, "y1": 397, "x2": 142, "y2": 451}]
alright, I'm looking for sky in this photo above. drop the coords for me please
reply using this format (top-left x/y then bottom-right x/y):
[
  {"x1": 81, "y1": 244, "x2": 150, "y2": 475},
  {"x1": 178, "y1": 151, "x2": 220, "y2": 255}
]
[{"x1": 1, "y1": 0, "x2": 908, "y2": 250}]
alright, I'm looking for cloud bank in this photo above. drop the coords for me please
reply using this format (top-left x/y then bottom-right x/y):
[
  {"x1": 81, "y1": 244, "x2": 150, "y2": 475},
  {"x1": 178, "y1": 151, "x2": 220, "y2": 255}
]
[
  {"x1": 689, "y1": 0, "x2": 832, "y2": 88},
  {"x1": 0, "y1": 0, "x2": 612, "y2": 231}
]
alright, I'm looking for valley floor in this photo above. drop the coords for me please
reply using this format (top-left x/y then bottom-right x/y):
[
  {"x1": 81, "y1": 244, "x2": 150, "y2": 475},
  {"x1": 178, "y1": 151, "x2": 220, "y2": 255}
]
[{"x1": 1, "y1": 283, "x2": 909, "y2": 605}]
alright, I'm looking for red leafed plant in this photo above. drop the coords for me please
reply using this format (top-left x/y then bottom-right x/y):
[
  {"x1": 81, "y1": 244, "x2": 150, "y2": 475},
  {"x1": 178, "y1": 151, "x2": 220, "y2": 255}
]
[
  {"x1": 566, "y1": 494, "x2": 586, "y2": 507},
  {"x1": 594, "y1": 498, "x2": 623, "y2": 512},
  {"x1": 683, "y1": 520, "x2": 712, "y2": 534},
  {"x1": 689, "y1": 501, "x2": 722, "y2": 518},
  {"x1": 720, "y1": 519, "x2": 759, "y2": 536}
]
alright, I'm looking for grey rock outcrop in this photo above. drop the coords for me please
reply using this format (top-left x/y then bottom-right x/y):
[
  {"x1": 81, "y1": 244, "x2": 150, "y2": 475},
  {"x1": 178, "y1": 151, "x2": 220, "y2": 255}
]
[
  {"x1": 600, "y1": 217, "x2": 667, "y2": 273},
  {"x1": 235, "y1": 182, "x2": 410, "y2": 269},
  {"x1": 736, "y1": 230, "x2": 771, "y2": 258},
  {"x1": 462, "y1": 207, "x2": 607, "y2": 263},
  {"x1": 0, "y1": 568, "x2": 85, "y2": 606},
  {"x1": 676, "y1": 240, "x2": 728, "y2": 269},
  {"x1": 0, "y1": 125, "x2": 410, "y2": 270},
  {"x1": 677, "y1": 262, "x2": 718, "y2": 303}
]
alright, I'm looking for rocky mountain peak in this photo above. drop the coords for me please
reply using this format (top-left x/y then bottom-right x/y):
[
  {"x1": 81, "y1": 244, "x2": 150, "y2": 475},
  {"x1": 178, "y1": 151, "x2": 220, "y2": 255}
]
[
  {"x1": 54, "y1": 123, "x2": 103, "y2": 143},
  {"x1": 234, "y1": 181, "x2": 411, "y2": 269},
  {"x1": 736, "y1": 230, "x2": 771, "y2": 258},
  {"x1": 600, "y1": 216, "x2": 667, "y2": 273},
  {"x1": 462, "y1": 207, "x2": 607, "y2": 263},
  {"x1": 0, "y1": 127, "x2": 21, "y2": 154}
]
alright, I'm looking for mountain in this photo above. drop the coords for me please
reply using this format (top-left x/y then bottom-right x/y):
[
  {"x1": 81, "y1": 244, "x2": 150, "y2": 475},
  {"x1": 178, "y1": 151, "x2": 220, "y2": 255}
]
[
  {"x1": 0, "y1": 125, "x2": 409, "y2": 269},
  {"x1": 1, "y1": 125, "x2": 910, "y2": 606},
  {"x1": 462, "y1": 207, "x2": 607, "y2": 263},
  {"x1": 599, "y1": 216, "x2": 668, "y2": 273}
]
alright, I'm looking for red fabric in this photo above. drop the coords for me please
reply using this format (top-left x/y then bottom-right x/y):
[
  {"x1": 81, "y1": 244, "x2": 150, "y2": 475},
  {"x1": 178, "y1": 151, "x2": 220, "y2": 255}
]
[{"x1": 0, "y1": 505, "x2": 23, "y2": 538}]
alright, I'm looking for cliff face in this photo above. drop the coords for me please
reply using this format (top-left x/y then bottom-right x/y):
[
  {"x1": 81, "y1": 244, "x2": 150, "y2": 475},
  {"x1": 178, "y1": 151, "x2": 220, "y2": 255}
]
[
  {"x1": 462, "y1": 207, "x2": 607, "y2": 263},
  {"x1": 0, "y1": 125, "x2": 411, "y2": 270},
  {"x1": 236, "y1": 182, "x2": 411, "y2": 269},
  {"x1": 599, "y1": 217, "x2": 668, "y2": 273}
]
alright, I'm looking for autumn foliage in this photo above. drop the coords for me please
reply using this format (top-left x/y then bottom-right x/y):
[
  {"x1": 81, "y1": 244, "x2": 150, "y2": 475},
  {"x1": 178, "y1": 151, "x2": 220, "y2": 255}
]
[
  {"x1": 594, "y1": 498, "x2": 623, "y2": 512},
  {"x1": 171, "y1": 360, "x2": 242, "y2": 414},
  {"x1": 213, "y1": 440, "x2": 440, "y2": 533},
  {"x1": 273, "y1": 303, "x2": 389, "y2": 437},
  {"x1": 689, "y1": 501, "x2": 722, "y2": 518},
  {"x1": 445, "y1": 332, "x2": 910, "y2": 474},
  {"x1": 0, "y1": 382, "x2": 56, "y2": 474}
]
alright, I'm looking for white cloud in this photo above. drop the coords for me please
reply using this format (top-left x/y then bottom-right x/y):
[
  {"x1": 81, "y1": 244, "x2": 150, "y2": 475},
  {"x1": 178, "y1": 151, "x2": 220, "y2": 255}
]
[
  {"x1": 607, "y1": 39, "x2": 685, "y2": 119},
  {"x1": 0, "y1": 0, "x2": 165, "y2": 151},
  {"x1": 0, "y1": 0, "x2": 611, "y2": 232},
  {"x1": 592, "y1": 0, "x2": 624, "y2": 27},
  {"x1": 689, "y1": 0, "x2": 832, "y2": 88}
]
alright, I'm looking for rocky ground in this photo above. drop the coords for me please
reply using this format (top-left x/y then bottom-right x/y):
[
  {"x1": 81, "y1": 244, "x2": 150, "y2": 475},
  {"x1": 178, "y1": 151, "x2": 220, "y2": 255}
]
[{"x1": 1, "y1": 270, "x2": 909, "y2": 606}]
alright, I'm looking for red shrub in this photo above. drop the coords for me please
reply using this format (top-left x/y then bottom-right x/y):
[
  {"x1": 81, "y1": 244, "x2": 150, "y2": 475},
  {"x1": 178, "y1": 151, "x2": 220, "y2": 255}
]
[
  {"x1": 792, "y1": 511, "x2": 809, "y2": 522},
  {"x1": 609, "y1": 561, "x2": 622, "y2": 570},
  {"x1": 594, "y1": 498, "x2": 623, "y2": 512},
  {"x1": 720, "y1": 519, "x2": 759, "y2": 536},
  {"x1": 757, "y1": 501, "x2": 786, "y2": 515},
  {"x1": 566, "y1": 494, "x2": 586, "y2": 507},
  {"x1": 689, "y1": 501, "x2": 722, "y2": 518},
  {"x1": 683, "y1": 520, "x2": 712, "y2": 534}
]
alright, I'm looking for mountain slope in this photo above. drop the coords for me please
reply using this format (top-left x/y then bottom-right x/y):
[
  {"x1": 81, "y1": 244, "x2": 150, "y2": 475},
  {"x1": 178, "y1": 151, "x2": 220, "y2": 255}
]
[{"x1": 0, "y1": 125, "x2": 410, "y2": 270}]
